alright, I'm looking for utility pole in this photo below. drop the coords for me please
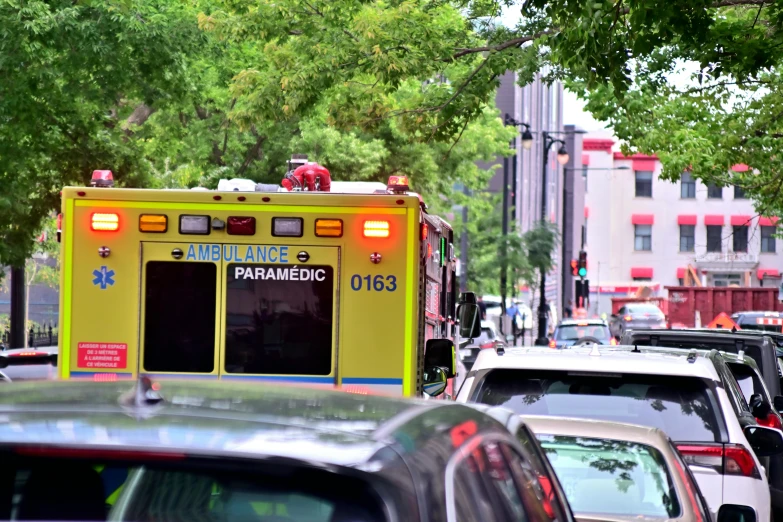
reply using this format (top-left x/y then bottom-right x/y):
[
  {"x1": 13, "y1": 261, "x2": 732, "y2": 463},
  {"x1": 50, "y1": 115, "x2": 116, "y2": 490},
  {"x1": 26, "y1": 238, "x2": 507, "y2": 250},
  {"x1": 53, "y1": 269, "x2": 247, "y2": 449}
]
[{"x1": 9, "y1": 266, "x2": 26, "y2": 348}]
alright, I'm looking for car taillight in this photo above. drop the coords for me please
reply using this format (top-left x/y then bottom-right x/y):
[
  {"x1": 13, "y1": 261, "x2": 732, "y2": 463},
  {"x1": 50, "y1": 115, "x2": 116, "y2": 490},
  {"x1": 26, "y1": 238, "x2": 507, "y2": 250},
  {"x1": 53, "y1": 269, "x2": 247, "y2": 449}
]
[
  {"x1": 548, "y1": 340, "x2": 556, "y2": 348},
  {"x1": 671, "y1": 458, "x2": 704, "y2": 522},
  {"x1": 677, "y1": 443, "x2": 761, "y2": 478},
  {"x1": 610, "y1": 338, "x2": 617, "y2": 345},
  {"x1": 623, "y1": 315, "x2": 632, "y2": 321},
  {"x1": 91, "y1": 213, "x2": 119, "y2": 231},
  {"x1": 756, "y1": 413, "x2": 783, "y2": 430},
  {"x1": 421, "y1": 223, "x2": 428, "y2": 241},
  {"x1": 227, "y1": 216, "x2": 256, "y2": 235},
  {"x1": 480, "y1": 341, "x2": 495, "y2": 349}
]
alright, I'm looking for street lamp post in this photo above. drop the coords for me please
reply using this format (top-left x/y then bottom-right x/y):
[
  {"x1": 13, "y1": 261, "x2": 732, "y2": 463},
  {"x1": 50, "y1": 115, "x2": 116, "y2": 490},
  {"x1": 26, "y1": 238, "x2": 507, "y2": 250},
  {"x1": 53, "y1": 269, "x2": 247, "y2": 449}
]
[
  {"x1": 534, "y1": 132, "x2": 569, "y2": 346},
  {"x1": 502, "y1": 115, "x2": 533, "y2": 332}
]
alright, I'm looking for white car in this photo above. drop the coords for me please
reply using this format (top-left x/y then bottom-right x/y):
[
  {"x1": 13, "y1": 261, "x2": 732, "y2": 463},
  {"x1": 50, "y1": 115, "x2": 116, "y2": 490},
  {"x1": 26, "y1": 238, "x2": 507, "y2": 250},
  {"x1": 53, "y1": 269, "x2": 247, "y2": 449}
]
[{"x1": 456, "y1": 345, "x2": 783, "y2": 522}]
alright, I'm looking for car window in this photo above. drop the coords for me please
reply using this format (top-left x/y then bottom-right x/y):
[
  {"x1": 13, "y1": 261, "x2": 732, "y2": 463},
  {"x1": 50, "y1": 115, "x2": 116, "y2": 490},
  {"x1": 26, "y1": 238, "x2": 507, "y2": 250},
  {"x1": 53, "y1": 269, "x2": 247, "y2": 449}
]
[
  {"x1": 451, "y1": 446, "x2": 500, "y2": 521},
  {"x1": 555, "y1": 325, "x2": 609, "y2": 341},
  {"x1": 728, "y1": 362, "x2": 767, "y2": 403},
  {"x1": 0, "y1": 454, "x2": 386, "y2": 522},
  {"x1": 627, "y1": 305, "x2": 664, "y2": 315},
  {"x1": 470, "y1": 370, "x2": 725, "y2": 442},
  {"x1": 537, "y1": 435, "x2": 680, "y2": 518}
]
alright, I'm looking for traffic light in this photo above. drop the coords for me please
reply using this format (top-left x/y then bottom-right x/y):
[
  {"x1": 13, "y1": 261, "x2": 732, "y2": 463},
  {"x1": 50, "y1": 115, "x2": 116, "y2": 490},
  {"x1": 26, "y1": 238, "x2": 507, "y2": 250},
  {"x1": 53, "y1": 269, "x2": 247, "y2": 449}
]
[
  {"x1": 577, "y1": 250, "x2": 587, "y2": 278},
  {"x1": 570, "y1": 259, "x2": 578, "y2": 276}
]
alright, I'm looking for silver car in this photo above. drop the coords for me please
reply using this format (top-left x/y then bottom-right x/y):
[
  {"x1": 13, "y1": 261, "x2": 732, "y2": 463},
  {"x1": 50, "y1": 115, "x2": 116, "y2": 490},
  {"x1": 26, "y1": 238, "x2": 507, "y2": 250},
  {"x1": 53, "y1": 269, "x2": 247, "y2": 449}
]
[
  {"x1": 523, "y1": 415, "x2": 714, "y2": 522},
  {"x1": 610, "y1": 303, "x2": 666, "y2": 338}
]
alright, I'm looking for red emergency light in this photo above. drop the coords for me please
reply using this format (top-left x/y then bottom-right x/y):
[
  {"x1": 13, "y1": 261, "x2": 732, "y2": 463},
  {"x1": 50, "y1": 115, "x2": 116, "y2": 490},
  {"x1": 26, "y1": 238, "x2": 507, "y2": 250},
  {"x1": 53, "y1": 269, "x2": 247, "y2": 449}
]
[
  {"x1": 90, "y1": 170, "x2": 114, "y2": 188},
  {"x1": 387, "y1": 175, "x2": 409, "y2": 193},
  {"x1": 227, "y1": 216, "x2": 256, "y2": 235}
]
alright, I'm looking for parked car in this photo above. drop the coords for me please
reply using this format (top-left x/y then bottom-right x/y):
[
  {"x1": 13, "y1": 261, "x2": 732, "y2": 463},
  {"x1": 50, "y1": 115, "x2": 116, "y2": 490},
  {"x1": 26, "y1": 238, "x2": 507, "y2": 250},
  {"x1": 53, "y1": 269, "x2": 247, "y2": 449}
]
[
  {"x1": 458, "y1": 320, "x2": 505, "y2": 370},
  {"x1": 456, "y1": 345, "x2": 783, "y2": 522},
  {"x1": 609, "y1": 303, "x2": 667, "y2": 338},
  {"x1": 0, "y1": 377, "x2": 576, "y2": 522},
  {"x1": 732, "y1": 311, "x2": 783, "y2": 334},
  {"x1": 523, "y1": 415, "x2": 714, "y2": 522},
  {"x1": 0, "y1": 347, "x2": 57, "y2": 381},
  {"x1": 550, "y1": 319, "x2": 615, "y2": 348}
]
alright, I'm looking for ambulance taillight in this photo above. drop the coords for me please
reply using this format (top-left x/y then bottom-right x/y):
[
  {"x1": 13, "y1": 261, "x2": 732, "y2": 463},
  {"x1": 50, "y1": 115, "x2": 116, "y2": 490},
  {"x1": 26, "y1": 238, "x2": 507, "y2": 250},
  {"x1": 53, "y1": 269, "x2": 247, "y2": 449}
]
[
  {"x1": 421, "y1": 223, "x2": 428, "y2": 241},
  {"x1": 91, "y1": 213, "x2": 119, "y2": 231},
  {"x1": 90, "y1": 170, "x2": 114, "y2": 188},
  {"x1": 315, "y1": 219, "x2": 343, "y2": 237},
  {"x1": 139, "y1": 215, "x2": 167, "y2": 233},
  {"x1": 227, "y1": 216, "x2": 256, "y2": 235},
  {"x1": 56, "y1": 213, "x2": 63, "y2": 243},
  {"x1": 363, "y1": 220, "x2": 390, "y2": 238},
  {"x1": 179, "y1": 215, "x2": 210, "y2": 235}
]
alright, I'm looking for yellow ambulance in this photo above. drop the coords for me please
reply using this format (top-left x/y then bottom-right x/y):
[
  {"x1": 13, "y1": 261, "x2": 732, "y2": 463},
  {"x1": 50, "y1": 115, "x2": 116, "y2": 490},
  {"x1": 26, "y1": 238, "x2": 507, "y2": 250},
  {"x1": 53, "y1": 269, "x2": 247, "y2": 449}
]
[{"x1": 56, "y1": 156, "x2": 481, "y2": 398}]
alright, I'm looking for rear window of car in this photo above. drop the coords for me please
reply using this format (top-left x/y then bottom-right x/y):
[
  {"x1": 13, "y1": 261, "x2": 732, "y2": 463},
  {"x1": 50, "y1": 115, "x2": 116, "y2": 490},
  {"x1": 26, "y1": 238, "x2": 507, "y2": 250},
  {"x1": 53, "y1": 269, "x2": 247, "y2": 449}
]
[
  {"x1": 0, "y1": 452, "x2": 386, "y2": 522},
  {"x1": 470, "y1": 369, "x2": 725, "y2": 442},
  {"x1": 555, "y1": 325, "x2": 609, "y2": 341},
  {"x1": 627, "y1": 305, "x2": 664, "y2": 315},
  {"x1": 537, "y1": 435, "x2": 680, "y2": 518}
]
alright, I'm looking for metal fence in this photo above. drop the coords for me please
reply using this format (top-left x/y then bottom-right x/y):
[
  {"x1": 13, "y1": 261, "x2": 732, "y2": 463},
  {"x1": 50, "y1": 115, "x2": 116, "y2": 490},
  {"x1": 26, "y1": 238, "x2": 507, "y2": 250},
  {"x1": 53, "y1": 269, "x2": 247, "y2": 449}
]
[{"x1": 1, "y1": 324, "x2": 58, "y2": 349}]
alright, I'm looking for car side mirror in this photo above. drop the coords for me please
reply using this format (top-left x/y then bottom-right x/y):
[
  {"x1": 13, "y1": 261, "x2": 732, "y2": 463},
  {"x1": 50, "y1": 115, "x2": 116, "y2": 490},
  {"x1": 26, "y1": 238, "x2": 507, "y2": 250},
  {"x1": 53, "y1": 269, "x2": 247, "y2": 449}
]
[
  {"x1": 774, "y1": 396, "x2": 783, "y2": 412},
  {"x1": 743, "y1": 425, "x2": 783, "y2": 457},
  {"x1": 717, "y1": 504, "x2": 756, "y2": 522},
  {"x1": 422, "y1": 367, "x2": 447, "y2": 397},
  {"x1": 425, "y1": 339, "x2": 455, "y2": 378},
  {"x1": 457, "y1": 303, "x2": 481, "y2": 340}
]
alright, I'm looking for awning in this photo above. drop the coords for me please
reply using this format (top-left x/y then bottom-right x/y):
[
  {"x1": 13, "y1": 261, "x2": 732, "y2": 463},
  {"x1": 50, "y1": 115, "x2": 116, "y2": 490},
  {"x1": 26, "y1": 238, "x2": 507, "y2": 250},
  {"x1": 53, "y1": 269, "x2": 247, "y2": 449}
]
[
  {"x1": 759, "y1": 217, "x2": 779, "y2": 227},
  {"x1": 633, "y1": 159, "x2": 657, "y2": 171},
  {"x1": 631, "y1": 214, "x2": 654, "y2": 225},
  {"x1": 676, "y1": 267, "x2": 685, "y2": 278},
  {"x1": 730, "y1": 215, "x2": 752, "y2": 226},
  {"x1": 704, "y1": 215, "x2": 724, "y2": 226},
  {"x1": 631, "y1": 267, "x2": 654, "y2": 279},
  {"x1": 758, "y1": 269, "x2": 780, "y2": 279},
  {"x1": 584, "y1": 206, "x2": 590, "y2": 218},
  {"x1": 677, "y1": 215, "x2": 697, "y2": 225}
]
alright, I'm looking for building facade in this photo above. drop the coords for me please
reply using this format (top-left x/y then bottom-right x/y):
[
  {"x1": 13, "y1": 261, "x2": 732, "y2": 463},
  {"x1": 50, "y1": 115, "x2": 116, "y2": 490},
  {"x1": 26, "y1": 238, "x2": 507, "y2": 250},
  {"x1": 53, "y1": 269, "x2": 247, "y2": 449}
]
[
  {"x1": 583, "y1": 136, "x2": 783, "y2": 314},
  {"x1": 484, "y1": 72, "x2": 579, "y2": 320}
]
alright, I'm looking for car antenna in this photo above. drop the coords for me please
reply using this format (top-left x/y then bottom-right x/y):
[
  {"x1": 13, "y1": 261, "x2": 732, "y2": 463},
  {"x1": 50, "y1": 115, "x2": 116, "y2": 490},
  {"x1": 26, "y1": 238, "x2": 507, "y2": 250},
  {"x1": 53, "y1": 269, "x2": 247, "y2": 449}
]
[
  {"x1": 632, "y1": 344, "x2": 640, "y2": 353},
  {"x1": 687, "y1": 350, "x2": 697, "y2": 363},
  {"x1": 120, "y1": 375, "x2": 164, "y2": 408}
]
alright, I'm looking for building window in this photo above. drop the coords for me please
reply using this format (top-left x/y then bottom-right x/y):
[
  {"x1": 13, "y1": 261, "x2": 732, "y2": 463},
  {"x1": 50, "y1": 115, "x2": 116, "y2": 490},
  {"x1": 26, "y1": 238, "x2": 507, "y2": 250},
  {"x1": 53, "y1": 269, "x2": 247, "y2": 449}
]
[
  {"x1": 634, "y1": 225, "x2": 652, "y2": 251},
  {"x1": 734, "y1": 185, "x2": 747, "y2": 199},
  {"x1": 762, "y1": 226, "x2": 776, "y2": 253},
  {"x1": 733, "y1": 225, "x2": 748, "y2": 253},
  {"x1": 707, "y1": 183, "x2": 723, "y2": 199},
  {"x1": 679, "y1": 225, "x2": 695, "y2": 252},
  {"x1": 706, "y1": 225, "x2": 722, "y2": 252},
  {"x1": 681, "y1": 173, "x2": 696, "y2": 199},
  {"x1": 678, "y1": 278, "x2": 685, "y2": 286},
  {"x1": 635, "y1": 171, "x2": 653, "y2": 197},
  {"x1": 633, "y1": 277, "x2": 652, "y2": 282}
]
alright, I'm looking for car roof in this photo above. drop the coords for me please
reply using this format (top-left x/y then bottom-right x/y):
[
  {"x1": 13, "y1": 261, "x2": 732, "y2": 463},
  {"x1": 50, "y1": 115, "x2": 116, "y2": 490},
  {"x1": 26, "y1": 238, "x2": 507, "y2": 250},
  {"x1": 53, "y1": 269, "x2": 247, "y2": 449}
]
[
  {"x1": 0, "y1": 380, "x2": 501, "y2": 468},
  {"x1": 626, "y1": 328, "x2": 768, "y2": 345},
  {"x1": 522, "y1": 415, "x2": 672, "y2": 448},
  {"x1": 472, "y1": 345, "x2": 720, "y2": 381},
  {"x1": 557, "y1": 319, "x2": 607, "y2": 327},
  {"x1": 732, "y1": 311, "x2": 782, "y2": 317}
]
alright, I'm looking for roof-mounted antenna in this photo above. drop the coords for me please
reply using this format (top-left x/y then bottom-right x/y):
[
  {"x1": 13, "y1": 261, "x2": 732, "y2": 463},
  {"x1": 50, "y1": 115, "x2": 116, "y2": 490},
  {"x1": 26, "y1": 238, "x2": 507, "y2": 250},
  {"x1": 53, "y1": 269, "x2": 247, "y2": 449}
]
[
  {"x1": 496, "y1": 345, "x2": 505, "y2": 356},
  {"x1": 119, "y1": 376, "x2": 164, "y2": 409},
  {"x1": 687, "y1": 350, "x2": 697, "y2": 363},
  {"x1": 632, "y1": 345, "x2": 640, "y2": 353}
]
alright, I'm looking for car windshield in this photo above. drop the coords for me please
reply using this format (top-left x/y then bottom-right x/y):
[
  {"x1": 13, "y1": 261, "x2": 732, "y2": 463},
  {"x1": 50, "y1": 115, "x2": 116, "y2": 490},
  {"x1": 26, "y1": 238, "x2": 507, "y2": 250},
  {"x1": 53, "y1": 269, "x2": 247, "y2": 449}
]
[
  {"x1": 537, "y1": 435, "x2": 680, "y2": 518},
  {"x1": 0, "y1": 453, "x2": 386, "y2": 522},
  {"x1": 555, "y1": 325, "x2": 609, "y2": 341},
  {"x1": 471, "y1": 370, "x2": 723, "y2": 442}
]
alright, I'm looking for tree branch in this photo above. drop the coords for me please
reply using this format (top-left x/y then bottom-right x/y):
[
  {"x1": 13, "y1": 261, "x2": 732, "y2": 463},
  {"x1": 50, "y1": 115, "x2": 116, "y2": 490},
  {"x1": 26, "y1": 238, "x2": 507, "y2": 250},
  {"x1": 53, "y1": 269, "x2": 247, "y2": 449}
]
[
  {"x1": 453, "y1": 29, "x2": 554, "y2": 59},
  {"x1": 237, "y1": 135, "x2": 267, "y2": 177}
]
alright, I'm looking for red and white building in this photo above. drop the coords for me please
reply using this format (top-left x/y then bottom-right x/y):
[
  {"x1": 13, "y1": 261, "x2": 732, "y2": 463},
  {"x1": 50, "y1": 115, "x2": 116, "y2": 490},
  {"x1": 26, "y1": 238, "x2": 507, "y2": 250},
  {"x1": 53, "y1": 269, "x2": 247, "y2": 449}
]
[{"x1": 582, "y1": 135, "x2": 783, "y2": 314}]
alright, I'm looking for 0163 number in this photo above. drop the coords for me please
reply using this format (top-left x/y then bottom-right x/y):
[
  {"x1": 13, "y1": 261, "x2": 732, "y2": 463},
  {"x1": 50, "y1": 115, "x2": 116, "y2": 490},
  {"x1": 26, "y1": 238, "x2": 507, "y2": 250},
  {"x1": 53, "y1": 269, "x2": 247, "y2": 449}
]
[{"x1": 350, "y1": 274, "x2": 397, "y2": 292}]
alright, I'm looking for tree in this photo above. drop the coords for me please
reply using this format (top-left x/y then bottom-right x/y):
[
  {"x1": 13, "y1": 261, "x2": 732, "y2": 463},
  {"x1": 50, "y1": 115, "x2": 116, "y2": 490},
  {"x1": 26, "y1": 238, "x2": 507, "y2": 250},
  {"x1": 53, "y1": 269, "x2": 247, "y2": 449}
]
[
  {"x1": 519, "y1": 221, "x2": 559, "y2": 309},
  {"x1": 0, "y1": 0, "x2": 207, "y2": 269}
]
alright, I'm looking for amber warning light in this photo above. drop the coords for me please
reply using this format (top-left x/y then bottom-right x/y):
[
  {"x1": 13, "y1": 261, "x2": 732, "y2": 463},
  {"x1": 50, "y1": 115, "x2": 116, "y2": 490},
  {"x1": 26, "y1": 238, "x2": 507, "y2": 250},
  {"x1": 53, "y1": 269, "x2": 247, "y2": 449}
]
[
  {"x1": 387, "y1": 175, "x2": 409, "y2": 193},
  {"x1": 91, "y1": 213, "x2": 119, "y2": 232},
  {"x1": 363, "y1": 220, "x2": 390, "y2": 238}
]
